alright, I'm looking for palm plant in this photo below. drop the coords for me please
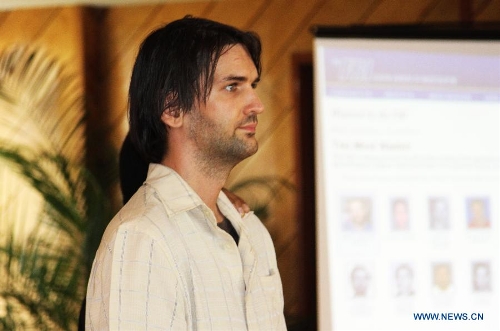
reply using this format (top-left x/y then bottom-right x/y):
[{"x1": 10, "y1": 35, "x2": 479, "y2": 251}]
[{"x1": 0, "y1": 45, "x2": 113, "y2": 330}]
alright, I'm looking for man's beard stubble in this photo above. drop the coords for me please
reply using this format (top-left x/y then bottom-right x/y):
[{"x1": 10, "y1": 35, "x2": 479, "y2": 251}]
[{"x1": 188, "y1": 111, "x2": 258, "y2": 177}]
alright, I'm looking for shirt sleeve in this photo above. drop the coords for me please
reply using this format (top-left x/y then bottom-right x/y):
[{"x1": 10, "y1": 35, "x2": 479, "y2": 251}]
[{"x1": 86, "y1": 227, "x2": 187, "y2": 330}]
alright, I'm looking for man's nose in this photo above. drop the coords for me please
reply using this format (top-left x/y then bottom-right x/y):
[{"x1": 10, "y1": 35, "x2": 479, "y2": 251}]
[{"x1": 244, "y1": 90, "x2": 264, "y2": 115}]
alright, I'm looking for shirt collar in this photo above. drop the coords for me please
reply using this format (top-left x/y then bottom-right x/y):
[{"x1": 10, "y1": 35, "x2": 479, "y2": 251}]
[
  {"x1": 145, "y1": 163, "x2": 203, "y2": 216},
  {"x1": 145, "y1": 163, "x2": 242, "y2": 224}
]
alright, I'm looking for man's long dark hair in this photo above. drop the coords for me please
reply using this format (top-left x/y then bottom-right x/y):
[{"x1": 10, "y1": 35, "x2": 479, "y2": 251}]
[{"x1": 128, "y1": 16, "x2": 262, "y2": 163}]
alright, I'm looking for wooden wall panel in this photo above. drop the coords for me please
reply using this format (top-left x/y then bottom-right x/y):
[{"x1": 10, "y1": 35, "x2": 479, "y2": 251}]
[
  {"x1": 40, "y1": 8, "x2": 85, "y2": 65},
  {"x1": 475, "y1": 0, "x2": 500, "y2": 21},
  {"x1": 422, "y1": 0, "x2": 462, "y2": 22},
  {"x1": 0, "y1": 8, "x2": 59, "y2": 49},
  {"x1": 100, "y1": 5, "x2": 158, "y2": 146},
  {"x1": 0, "y1": 7, "x2": 84, "y2": 68},
  {"x1": 365, "y1": 0, "x2": 438, "y2": 24},
  {"x1": 0, "y1": 8, "x2": 45, "y2": 34},
  {"x1": 205, "y1": 0, "x2": 269, "y2": 28},
  {"x1": 101, "y1": 4, "x2": 159, "y2": 68}
]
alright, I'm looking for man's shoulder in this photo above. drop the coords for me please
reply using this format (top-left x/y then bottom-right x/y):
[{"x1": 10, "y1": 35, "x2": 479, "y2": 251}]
[
  {"x1": 241, "y1": 212, "x2": 268, "y2": 231},
  {"x1": 102, "y1": 185, "x2": 176, "y2": 242},
  {"x1": 239, "y1": 212, "x2": 274, "y2": 244},
  {"x1": 116, "y1": 183, "x2": 159, "y2": 217}
]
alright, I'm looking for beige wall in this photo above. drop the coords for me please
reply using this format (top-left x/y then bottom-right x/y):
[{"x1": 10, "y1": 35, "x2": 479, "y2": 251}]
[{"x1": 1, "y1": 0, "x2": 500, "y2": 322}]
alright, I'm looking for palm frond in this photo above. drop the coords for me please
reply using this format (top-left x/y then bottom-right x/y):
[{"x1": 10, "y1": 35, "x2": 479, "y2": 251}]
[
  {"x1": 0, "y1": 45, "x2": 114, "y2": 330},
  {"x1": 0, "y1": 146, "x2": 85, "y2": 238},
  {"x1": 0, "y1": 44, "x2": 85, "y2": 165},
  {"x1": 0, "y1": 224, "x2": 83, "y2": 330}
]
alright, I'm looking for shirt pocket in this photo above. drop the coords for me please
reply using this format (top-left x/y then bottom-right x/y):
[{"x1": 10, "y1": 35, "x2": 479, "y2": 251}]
[
  {"x1": 255, "y1": 269, "x2": 285, "y2": 329},
  {"x1": 259, "y1": 268, "x2": 279, "y2": 286}
]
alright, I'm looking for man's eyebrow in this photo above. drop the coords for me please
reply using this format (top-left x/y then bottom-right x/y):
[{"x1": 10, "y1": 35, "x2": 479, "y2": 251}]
[{"x1": 222, "y1": 75, "x2": 260, "y2": 84}]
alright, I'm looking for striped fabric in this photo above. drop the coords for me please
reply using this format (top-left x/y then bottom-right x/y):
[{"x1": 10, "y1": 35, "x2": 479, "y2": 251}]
[{"x1": 86, "y1": 163, "x2": 286, "y2": 330}]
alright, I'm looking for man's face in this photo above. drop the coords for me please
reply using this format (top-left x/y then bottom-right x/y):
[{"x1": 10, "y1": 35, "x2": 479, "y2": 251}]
[
  {"x1": 474, "y1": 265, "x2": 490, "y2": 290},
  {"x1": 395, "y1": 266, "x2": 413, "y2": 293},
  {"x1": 348, "y1": 200, "x2": 368, "y2": 226},
  {"x1": 434, "y1": 264, "x2": 451, "y2": 290},
  {"x1": 471, "y1": 201, "x2": 485, "y2": 218},
  {"x1": 393, "y1": 201, "x2": 409, "y2": 228},
  {"x1": 186, "y1": 44, "x2": 264, "y2": 165},
  {"x1": 351, "y1": 267, "x2": 369, "y2": 296}
]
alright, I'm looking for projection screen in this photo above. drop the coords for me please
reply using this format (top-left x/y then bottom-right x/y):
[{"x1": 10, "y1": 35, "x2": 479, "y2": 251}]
[{"x1": 313, "y1": 25, "x2": 500, "y2": 330}]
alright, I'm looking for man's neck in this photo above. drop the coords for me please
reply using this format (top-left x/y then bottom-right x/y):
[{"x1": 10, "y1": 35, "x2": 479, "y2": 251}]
[{"x1": 162, "y1": 154, "x2": 232, "y2": 224}]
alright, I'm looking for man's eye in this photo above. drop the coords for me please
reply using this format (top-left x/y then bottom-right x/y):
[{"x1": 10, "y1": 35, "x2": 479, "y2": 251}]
[{"x1": 225, "y1": 84, "x2": 236, "y2": 92}]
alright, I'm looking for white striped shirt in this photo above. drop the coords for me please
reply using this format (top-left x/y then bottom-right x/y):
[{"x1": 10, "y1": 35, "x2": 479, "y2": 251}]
[{"x1": 86, "y1": 163, "x2": 286, "y2": 330}]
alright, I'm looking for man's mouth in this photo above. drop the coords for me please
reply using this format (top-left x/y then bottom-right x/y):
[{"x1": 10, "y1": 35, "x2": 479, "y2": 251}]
[{"x1": 239, "y1": 123, "x2": 257, "y2": 133}]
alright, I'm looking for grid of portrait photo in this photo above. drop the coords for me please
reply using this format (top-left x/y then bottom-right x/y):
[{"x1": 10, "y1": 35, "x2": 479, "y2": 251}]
[{"x1": 333, "y1": 193, "x2": 498, "y2": 314}]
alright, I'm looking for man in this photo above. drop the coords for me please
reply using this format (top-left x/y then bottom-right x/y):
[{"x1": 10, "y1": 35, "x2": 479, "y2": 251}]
[
  {"x1": 85, "y1": 16, "x2": 286, "y2": 330},
  {"x1": 78, "y1": 133, "x2": 250, "y2": 331},
  {"x1": 391, "y1": 198, "x2": 410, "y2": 231},
  {"x1": 394, "y1": 264, "x2": 414, "y2": 297},
  {"x1": 343, "y1": 197, "x2": 372, "y2": 231},
  {"x1": 467, "y1": 198, "x2": 490, "y2": 229},
  {"x1": 350, "y1": 265, "x2": 370, "y2": 297},
  {"x1": 429, "y1": 197, "x2": 449, "y2": 230},
  {"x1": 432, "y1": 262, "x2": 453, "y2": 294},
  {"x1": 472, "y1": 262, "x2": 492, "y2": 292}
]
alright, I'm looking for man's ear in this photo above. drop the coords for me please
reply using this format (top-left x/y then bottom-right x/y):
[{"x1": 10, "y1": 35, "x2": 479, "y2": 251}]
[{"x1": 161, "y1": 107, "x2": 184, "y2": 128}]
